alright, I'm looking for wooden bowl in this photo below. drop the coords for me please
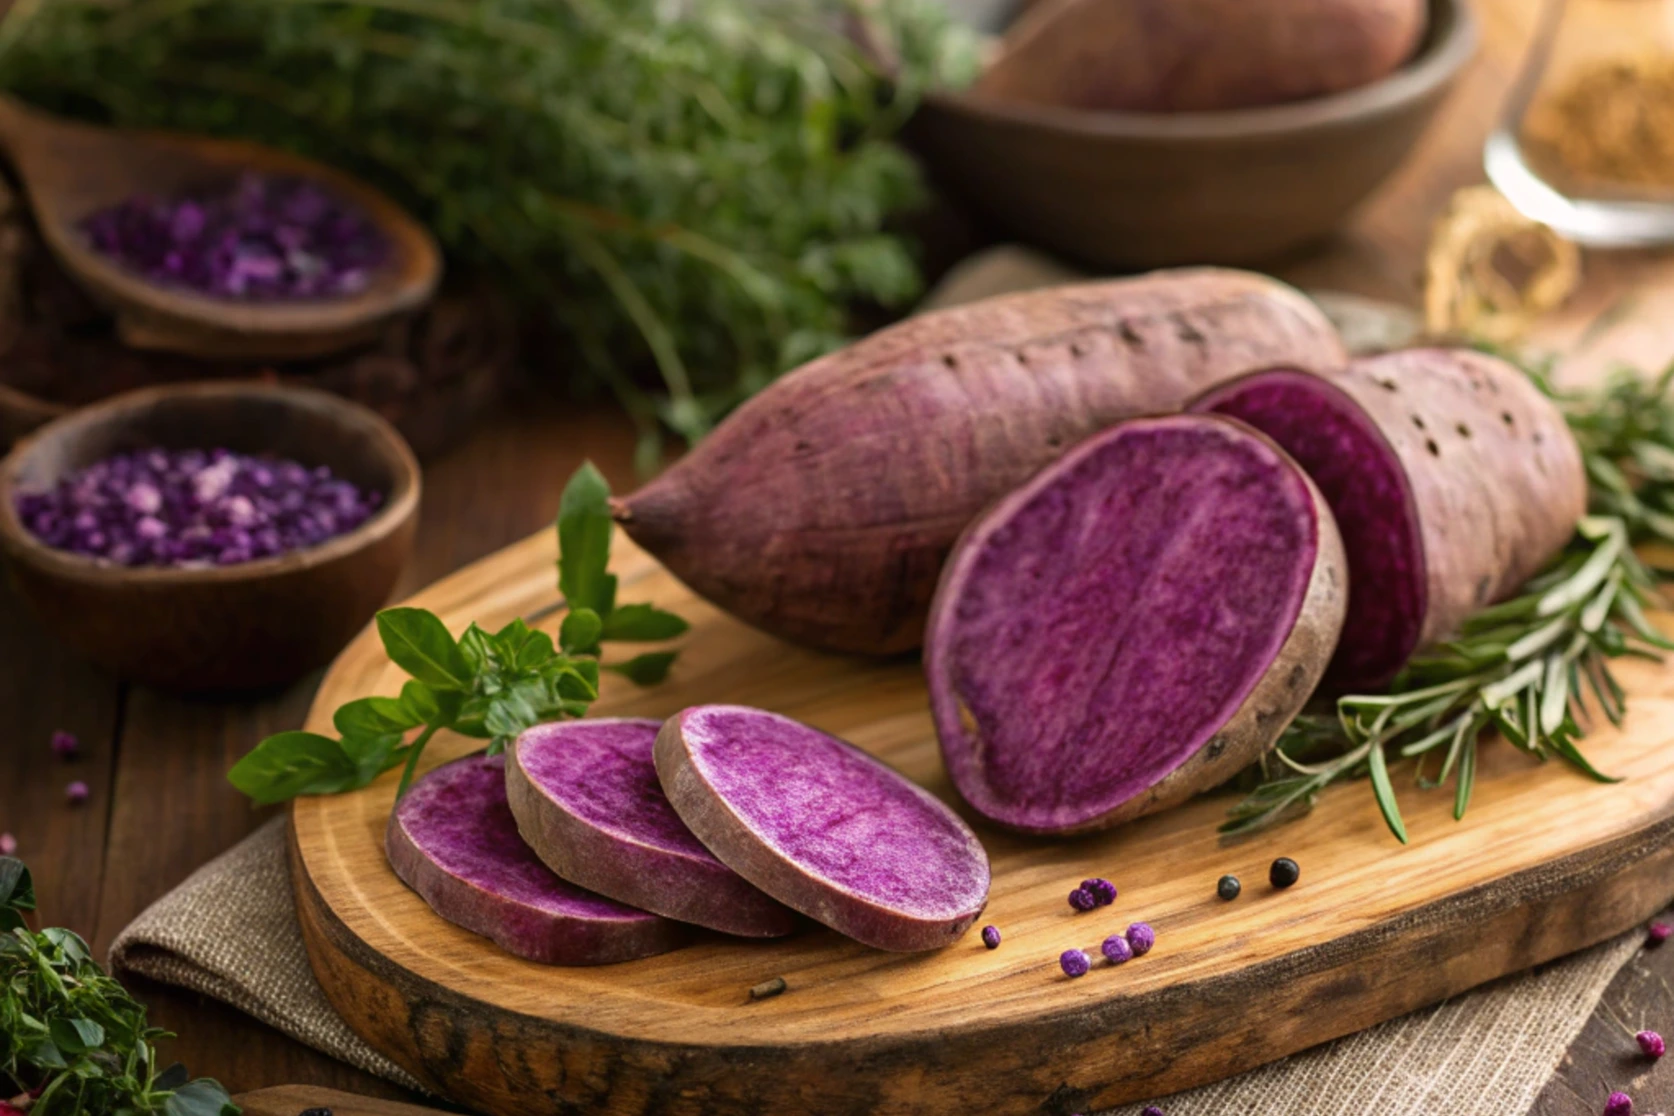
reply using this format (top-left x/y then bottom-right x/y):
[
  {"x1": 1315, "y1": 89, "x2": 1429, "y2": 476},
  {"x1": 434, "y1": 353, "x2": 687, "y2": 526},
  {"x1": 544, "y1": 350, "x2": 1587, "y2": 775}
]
[
  {"x1": 910, "y1": 0, "x2": 1478, "y2": 269},
  {"x1": 0, "y1": 382, "x2": 419, "y2": 693}
]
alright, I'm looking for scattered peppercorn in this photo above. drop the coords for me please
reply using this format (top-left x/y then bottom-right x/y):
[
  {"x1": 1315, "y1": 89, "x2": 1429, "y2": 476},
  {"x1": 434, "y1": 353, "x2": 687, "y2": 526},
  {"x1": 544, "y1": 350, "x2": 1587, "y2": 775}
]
[
  {"x1": 1126, "y1": 922, "x2": 1156, "y2": 956},
  {"x1": 1068, "y1": 887, "x2": 1098, "y2": 912},
  {"x1": 1060, "y1": 948, "x2": 1090, "y2": 977},
  {"x1": 1101, "y1": 934, "x2": 1133, "y2": 965},
  {"x1": 1081, "y1": 878, "x2": 1117, "y2": 906},
  {"x1": 65, "y1": 782, "x2": 89, "y2": 806},
  {"x1": 298, "y1": 1109, "x2": 334, "y2": 1116},
  {"x1": 1604, "y1": 1090, "x2": 1633, "y2": 1116},
  {"x1": 1650, "y1": 921, "x2": 1672, "y2": 947},
  {"x1": 1639, "y1": 1030, "x2": 1666, "y2": 1059},
  {"x1": 1217, "y1": 875, "x2": 1241, "y2": 901},
  {"x1": 1142, "y1": 1108, "x2": 1166, "y2": 1116},
  {"x1": 0, "y1": 834, "x2": 15, "y2": 857},
  {"x1": 981, "y1": 925, "x2": 1002, "y2": 950},
  {"x1": 748, "y1": 976, "x2": 787, "y2": 1001},
  {"x1": 49, "y1": 730, "x2": 78, "y2": 759},
  {"x1": 1269, "y1": 857, "x2": 1301, "y2": 889}
]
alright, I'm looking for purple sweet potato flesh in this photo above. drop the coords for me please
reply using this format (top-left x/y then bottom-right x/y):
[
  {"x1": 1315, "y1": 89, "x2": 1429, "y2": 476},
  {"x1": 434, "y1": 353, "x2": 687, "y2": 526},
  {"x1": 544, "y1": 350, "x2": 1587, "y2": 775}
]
[
  {"x1": 925, "y1": 414, "x2": 1346, "y2": 834},
  {"x1": 506, "y1": 718, "x2": 797, "y2": 937},
  {"x1": 655, "y1": 705, "x2": 991, "y2": 952},
  {"x1": 1194, "y1": 369, "x2": 1423, "y2": 689},
  {"x1": 386, "y1": 753, "x2": 687, "y2": 966}
]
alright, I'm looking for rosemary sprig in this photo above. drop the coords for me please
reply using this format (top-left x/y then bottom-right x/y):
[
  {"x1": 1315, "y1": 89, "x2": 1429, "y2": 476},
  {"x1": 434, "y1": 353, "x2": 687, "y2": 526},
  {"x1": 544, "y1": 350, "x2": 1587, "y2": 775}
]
[{"x1": 1225, "y1": 516, "x2": 1673, "y2": 839}]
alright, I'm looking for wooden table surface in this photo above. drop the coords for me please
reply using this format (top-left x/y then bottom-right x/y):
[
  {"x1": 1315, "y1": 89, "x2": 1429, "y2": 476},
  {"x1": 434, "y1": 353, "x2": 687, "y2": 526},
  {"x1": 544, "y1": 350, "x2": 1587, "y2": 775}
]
[{"x1": 3, "y1": 0, "x2": 1673, "y2": 1112}]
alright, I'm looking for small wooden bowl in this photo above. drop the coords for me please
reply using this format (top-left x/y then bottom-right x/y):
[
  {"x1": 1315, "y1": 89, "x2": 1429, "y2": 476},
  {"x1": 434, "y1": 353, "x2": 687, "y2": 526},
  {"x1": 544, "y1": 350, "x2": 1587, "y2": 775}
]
[
  {"x1": 910, "y1": 0, "x2": 1477, "y2": 269},
  {"x1": 0, "y1": 382, "x2": 419, "y2": 693}
]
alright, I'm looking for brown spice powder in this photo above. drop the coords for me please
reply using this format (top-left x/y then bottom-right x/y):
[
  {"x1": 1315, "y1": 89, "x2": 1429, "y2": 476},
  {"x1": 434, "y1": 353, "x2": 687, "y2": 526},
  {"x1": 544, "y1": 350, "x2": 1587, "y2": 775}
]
[{"x1": 1522, "y1": 54, "x2": 1674, "y2": 190}]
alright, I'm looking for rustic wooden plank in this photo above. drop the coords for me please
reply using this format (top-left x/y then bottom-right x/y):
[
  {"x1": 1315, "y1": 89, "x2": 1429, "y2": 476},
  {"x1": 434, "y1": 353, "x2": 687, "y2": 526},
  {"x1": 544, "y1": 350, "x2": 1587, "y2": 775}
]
[{"x1": 235, "y1": 1084, "x2": 447, "y2": 1116}]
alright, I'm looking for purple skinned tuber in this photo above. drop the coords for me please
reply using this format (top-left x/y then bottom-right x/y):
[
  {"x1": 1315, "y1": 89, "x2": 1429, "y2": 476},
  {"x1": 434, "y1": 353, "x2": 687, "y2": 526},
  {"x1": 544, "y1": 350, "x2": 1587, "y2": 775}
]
[
  {"x1": 386, "y1": 753, "x2": 687, "y2": 966},
  {"x1": 506, "y1": 718, "x2": 797, "y2": 938},
  {"x1": 925, "y1": 414, "x2": 1347, "y2": 834},
  {"x1": 654, "y1": 704, "x2": 991, "y2": 952}
]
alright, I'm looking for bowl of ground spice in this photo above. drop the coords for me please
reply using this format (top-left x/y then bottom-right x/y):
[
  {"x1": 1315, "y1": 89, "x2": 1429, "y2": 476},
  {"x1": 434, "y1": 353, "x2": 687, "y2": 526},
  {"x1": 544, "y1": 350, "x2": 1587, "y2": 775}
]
[{"x1": 0, "y1": 380, "x2": 419, "y2": 692}]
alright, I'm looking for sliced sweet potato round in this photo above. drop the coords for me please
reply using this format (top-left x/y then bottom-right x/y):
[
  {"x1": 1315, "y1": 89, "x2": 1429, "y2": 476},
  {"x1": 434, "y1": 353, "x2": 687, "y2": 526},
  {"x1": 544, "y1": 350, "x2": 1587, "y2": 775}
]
[
  {"x1": 655, "y1": 705, "x2": 991, "y2": 952},
  {"x1": 506, "y1": 718, "x2": 797, "y2": 938},
  {"x1": 925, "y1": 414, "x2": 1348, "y2": 834},
  {"x1": 386, "y1": 753, "x2": 687, "y2": 965}
]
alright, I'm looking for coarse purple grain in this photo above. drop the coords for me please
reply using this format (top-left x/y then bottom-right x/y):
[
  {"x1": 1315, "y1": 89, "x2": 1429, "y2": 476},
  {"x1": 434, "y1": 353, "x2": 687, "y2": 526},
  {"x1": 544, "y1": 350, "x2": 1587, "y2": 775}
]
[
  {"x1": 0, "y1": 834, "x2": 15, "y2": 857},
  {"x1": 1081, "y1": 877, "x2": 1117, "y2": 906},
  {"x1": 1101, "y1": 934, "x2": 1133, "y2": 965},
  {"x1": 1638, "y1": 1030, "x2": 1666, "y2": 1059},
  {"x1": 49, "y1": 730, "x2": 78, "y2": 759},
  {"x1": 1604, "y1": 1090, "x2": 1632, "y2": 1116},
  {"x1": 1126, "y1": 922, "x2": 1156, "y2": 956},
  {"x1": 1059, "y1": 948, "x2": 1090, "y2": 977},
  {"x1": 1650, "y1": 921, "x2": 1672, "y2": 947},
  {"x1": 1068, "y1": 887, "x2": 1097, "y2": 912},
  {"x1": 981, "y1": 925, "x2": 1001, "y2": 949},
  {"x1": 65, "y1": 781, "x2": 89, "y2": 806}
]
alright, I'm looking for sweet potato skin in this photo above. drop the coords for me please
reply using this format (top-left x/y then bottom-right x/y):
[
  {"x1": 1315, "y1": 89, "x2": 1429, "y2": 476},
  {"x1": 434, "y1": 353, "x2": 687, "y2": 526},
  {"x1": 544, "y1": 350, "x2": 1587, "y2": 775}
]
[
  {"x1": 977, "y1": 0, "x2": 1429, "y2": 113},
  {"x1": 614, "y1": 269, "x2": 1346, "y2": 654}
]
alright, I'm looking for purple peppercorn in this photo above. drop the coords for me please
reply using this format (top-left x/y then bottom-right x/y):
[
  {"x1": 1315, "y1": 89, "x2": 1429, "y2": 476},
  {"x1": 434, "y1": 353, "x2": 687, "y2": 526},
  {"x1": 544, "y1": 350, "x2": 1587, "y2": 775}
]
[
  {"x1": 1142, "y1": 1108, "x2": 1166, "y2": 1116},
  {"x1": 1081, "y1": 878, "x2": 1117, "y2": 906},
  {"x1": 1638, "y1": 1030, "x2": 1665, "y2": 1059},
  {"x1": 1604, "y1": 1091, "x2": 1633, "y2": 1116},
  {"x1": 1068, "y1": 887, "x2": 1097, "y2": 912},
  {"x1": 1649, "y1": 922, "x2": 1672, "y2": 947},
  {"x1": 1101, "y1": 934, "x2": 1134, "y2": 965},
  {"x1": 0, "y1": 833, "x2": 15, "y2": 857},
  {"x1": 49, "y1": 730, "x2": 78, "y2": 759},
  {"x1": 1126, "y1": 922, "x2": 1156, "y2": 956},
  {"x1": 1059, "y1": 949, "x2": 1090, "y2": 978},
  {"x1": 65, "y1": 781, "x2": 89, "y2": 806},
  {"x1": 981, "y1": 925, "x2": 1001, "y2": 950}
]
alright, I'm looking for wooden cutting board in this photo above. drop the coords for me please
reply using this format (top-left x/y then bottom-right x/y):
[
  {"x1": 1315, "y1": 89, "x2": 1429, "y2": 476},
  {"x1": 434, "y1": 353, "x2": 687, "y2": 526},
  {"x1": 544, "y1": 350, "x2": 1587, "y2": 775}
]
[{"x1": 289, "y1": 529, "x2": 1674, "y2": 1116}]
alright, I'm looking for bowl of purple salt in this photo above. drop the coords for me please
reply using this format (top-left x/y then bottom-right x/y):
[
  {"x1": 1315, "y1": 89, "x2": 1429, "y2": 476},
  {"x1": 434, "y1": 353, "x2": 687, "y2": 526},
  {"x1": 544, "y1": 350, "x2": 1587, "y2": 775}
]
[{"x1": 0, "y1": 380, "x2": 419, "y2": 692}]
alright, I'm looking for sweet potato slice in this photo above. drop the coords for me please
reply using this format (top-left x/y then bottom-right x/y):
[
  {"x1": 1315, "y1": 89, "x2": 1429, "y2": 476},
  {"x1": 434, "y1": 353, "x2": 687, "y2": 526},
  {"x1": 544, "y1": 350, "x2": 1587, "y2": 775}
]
[
  {"x1": 506, "y1": 718, "x2": 797, "y2": 937},
  {"x1": 655, "y1": 705, "x2": 992, "y2": 952},
  {"x1": 925, "y1": 414, "x2": 1347, "y2": 834},
  {"x1": 386, "y1": 753, "x2": 687, "y2": 965},
  {"x1": 1193, "y1": 349, "x2": 1586, "y2": 688}
]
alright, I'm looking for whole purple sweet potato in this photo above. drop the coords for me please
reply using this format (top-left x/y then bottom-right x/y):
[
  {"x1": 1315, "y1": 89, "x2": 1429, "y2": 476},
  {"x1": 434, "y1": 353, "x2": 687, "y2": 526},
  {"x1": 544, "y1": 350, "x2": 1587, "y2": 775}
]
[
  {"x1": 925, "y1": 414, "x2": 1348, "y2": 834},
  {"x1": 655, "y1": 704, "x2": 991, "y2": 952},
  {"x1": 1193, "y1": 349, "x2": 1587, "y2": 689},
  {"x1": 613, "y1": 268, "x2": 1345, "y2": 655},
  {"x1": 386, "y1": 753, "x2": 688, "y2": 965},
  {"x1": 506, "y1": 718, "x2": 798, "y2": 938}
]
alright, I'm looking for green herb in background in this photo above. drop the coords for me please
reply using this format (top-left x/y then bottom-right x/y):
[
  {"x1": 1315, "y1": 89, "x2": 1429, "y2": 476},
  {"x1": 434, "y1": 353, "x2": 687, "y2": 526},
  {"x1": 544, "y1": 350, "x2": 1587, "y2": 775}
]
[
  {"x1": 0, "y1": 0, "x2": 978, "y2": 468},
  {"x1": 1, "y1": 859, "x2": 238, "y2": 1116},
  {"x1": 228, "y1": 463, "x2": 688, "y2": 806}
]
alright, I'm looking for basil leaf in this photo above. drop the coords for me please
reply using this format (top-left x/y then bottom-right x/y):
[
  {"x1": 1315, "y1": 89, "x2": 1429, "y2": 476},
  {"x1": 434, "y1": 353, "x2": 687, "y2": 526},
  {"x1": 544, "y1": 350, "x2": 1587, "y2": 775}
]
[
  {"x1": 458, "y1": 622, "x2": 497, "y2": 674},
  {"x1": 558, "y1": 462, "x2": 618, "y2": 616},
  {"x1": 560, "y1": 608, "x2": 604, "y2": 654},
  {"x1": 228, "y1": 732, "x2": 361, "y2": 806},
  {"x1": 334, "y1": 696, "x2": 421, "y2": 739},
  {"x1": 165, "y1": 1078, "x2": 241, "y2": 1116},
  {"x1": 340, "y1": 733, "x2": 407, "y2": 783},
  {"x1": 601, "y1": 603, "x2": 689, "y2": 642},
  {"x1": 377, "y1": 608, "x2": 471, "y2": 691},
  {"x1": 0, "y1": 857, "x2": 35, "y2": 915},
  {"x1": 605, "y1": 651, "x2": 679, "y2": 686},
  {"x1": 50, "y1": 1016, "x2": 103, "y2": 1054}
]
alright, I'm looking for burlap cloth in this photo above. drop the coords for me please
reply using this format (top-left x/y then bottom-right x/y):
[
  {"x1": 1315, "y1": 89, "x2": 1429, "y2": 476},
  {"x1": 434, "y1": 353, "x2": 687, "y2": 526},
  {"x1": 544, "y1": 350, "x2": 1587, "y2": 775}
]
[{"x1": 105, "y1": 250, "x2": 1656, "y2": 1112}]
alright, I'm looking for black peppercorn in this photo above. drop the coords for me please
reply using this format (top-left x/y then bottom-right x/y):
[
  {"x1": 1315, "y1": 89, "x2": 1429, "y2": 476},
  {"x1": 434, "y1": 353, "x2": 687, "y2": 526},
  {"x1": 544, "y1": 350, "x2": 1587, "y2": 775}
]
[
  {"x1": 299, "y1": 1108, "x2": 334, "y2": 1116},
  {"x1": 1269, "y1": 857, "x2": 1300, "y2": 889},
  {"x1": 1216, "y1": 874, "x2": 1240, "y2": 901}
]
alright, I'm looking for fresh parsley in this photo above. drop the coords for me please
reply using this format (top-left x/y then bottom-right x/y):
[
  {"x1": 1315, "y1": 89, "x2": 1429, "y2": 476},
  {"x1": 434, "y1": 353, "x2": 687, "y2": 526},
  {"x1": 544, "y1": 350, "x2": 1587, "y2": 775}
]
[
  {"x1": 228, "y1": 463, "x2": 688, "y2": 806},
  {"x1": 1, "y1": 859, "x2": 238, "y2": 1116}
]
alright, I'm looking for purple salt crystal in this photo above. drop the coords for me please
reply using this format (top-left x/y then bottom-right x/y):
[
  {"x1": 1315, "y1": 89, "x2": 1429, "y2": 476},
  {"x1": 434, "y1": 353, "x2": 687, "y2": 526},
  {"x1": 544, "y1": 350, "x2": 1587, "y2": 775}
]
[
  {"x1": 1059, "y1": 949, "x2": 1090, "y2": 978},
  {"x1": 1101, "y1": 934, "x2": 1133, "y2": 965},
  {"x1": 1604, "y1": 1091, "x2": 1633, "y2": 1116},
  {"x1": 0, "y1": 833, "x2": 14, "y2": 857},
  {"x1": 1637, "y1": 1030, "x2": 1665, "y2": 1058},
  {"x1": 50, "y1": 730, "x2": 79, "y2": 759},
  {"x1": 65, "y1": 781, "x2": 89, "y2": 806},
  {"x1": 981, "y1": 925, "x2": 1001, "y2": 950},
  {"x1": 1126, "y1": 922, "x2": 1156, "y2": 956},
  {"x1": 1068, "y1": 887, "x2": 1097, "y2": 912},
  {"x1": 1081, "y1": 877, "x2": 1116, "y2": 906}
]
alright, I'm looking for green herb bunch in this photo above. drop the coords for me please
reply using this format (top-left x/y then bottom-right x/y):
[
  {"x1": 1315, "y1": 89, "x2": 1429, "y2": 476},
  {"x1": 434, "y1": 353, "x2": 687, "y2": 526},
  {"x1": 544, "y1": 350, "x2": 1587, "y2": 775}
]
[
  {"x1": 0, "y1": 0, "x2": 977, "y2": 466},
  {"x1": 228, "y1": 463, "x2": 687, "y2": 805},
  {"x1": 0, "y1": 859, "x2": 237, "y2": 1116}
]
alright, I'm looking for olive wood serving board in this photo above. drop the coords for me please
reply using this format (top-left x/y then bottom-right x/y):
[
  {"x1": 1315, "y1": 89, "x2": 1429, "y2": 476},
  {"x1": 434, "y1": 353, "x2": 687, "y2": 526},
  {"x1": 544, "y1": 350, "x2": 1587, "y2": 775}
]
[{"x1": 289, "y1": 531, "x2": 1674, "y2": 1116}]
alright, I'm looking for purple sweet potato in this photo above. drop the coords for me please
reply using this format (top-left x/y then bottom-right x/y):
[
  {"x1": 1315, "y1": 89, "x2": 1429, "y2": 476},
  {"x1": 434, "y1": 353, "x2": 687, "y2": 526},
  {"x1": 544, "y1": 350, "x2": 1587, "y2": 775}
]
[
  {"x1": 977, "y1": 0, "x2": 1429, "y2": 113},
  {"x1": 654, "y1": 705, "x2": 992, "y2": 952},
  {"x1": 613, "y1": 268, "x2": 1346, "y2": 655},
  {"x1": 1192, "y1": 349, "x2": 1587, "y2": 689},
  {"x1": 925, "y1": 414, "x2": 1348, "y2": 834},
  {"x1": 506, "y1": 718, "x2": 798, "y2": 938},
  {"x1": 386, "y1": 753, "x2": 687, "y2": 965}
]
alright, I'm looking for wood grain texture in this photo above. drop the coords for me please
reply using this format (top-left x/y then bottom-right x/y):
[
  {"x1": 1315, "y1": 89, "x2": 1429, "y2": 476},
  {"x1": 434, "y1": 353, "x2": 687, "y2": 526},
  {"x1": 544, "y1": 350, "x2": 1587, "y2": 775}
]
[
  {"x1": 292, "y1": 528, "x2": 1674, "y2": 1116},
  {"x1": 234, "y1": 1085, "x2": 446, "y2": 1116}
]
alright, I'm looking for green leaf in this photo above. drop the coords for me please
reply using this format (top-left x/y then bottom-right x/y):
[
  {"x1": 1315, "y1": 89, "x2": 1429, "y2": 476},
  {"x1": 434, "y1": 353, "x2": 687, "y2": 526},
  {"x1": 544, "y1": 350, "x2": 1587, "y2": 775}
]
[
  {"x1": 605, "y1": 651, "x2": 679, "y2": 686},
  {"x1": 558, "y1": 462, "x2": 618, "y2": 616},
  {"x1": 400, "y1": 680, "x2": 461, "y2": 726},
  {"x1": 0, "y1": 856, "x2": 35, "y2": 914},
  {"x1": 227, "y1": 732, "x2": 360, "y2": 806},
  {"x1": 601, "y1": 603, "x2": 690, "y2": 642},
  {"x1": 49, "y1": 1016, "x2": 104, "y2": 1054},
  {"x1": 560, "y1": 607, "x2": 604, "y2": 654},
  {"x1": 334, "y1": 696, "x2": 421, "y2": 740},
  {"x1": 164, "y1": 1078, "x2": 241, "y2": 1116},
  {"x1": 1366, "y1": 742, "x2": 1409, "y2": 845},
  {"x1": 377, "y1": 608, "x2": 472, "y2": 691}
]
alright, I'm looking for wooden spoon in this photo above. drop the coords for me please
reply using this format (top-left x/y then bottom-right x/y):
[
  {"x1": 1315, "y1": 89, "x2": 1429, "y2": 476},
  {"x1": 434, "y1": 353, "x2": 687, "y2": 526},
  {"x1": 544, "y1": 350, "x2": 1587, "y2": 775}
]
[{"x1": 0, "y1": 94, "x2": 442, "y2": 360}]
